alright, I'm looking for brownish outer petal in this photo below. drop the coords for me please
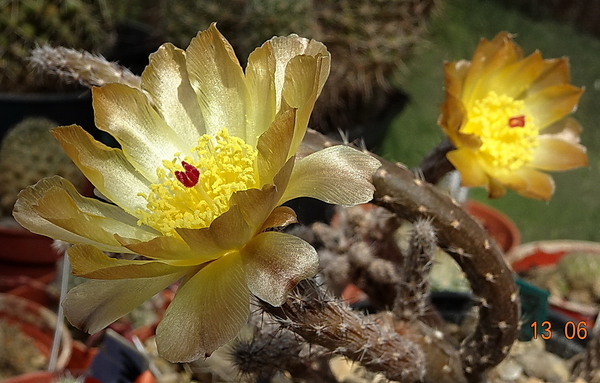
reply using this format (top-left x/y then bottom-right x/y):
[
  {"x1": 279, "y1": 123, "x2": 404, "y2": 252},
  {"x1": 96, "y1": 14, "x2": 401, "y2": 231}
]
[
  {"x1": 115, "y1": 234, "x2": 218, "y2": 265},
  {"x1": 241, "y1": 231, "x2": 318, "y2": 306},
  {"x1": 259, "y1": 206, "x2": 298, "y2": 232},
  {"x1": 156, "y1": 253, "x2": 250, "y2": 362},
  {"x1": 513, "y1": 168, "x2": 556, "y2": 201}
]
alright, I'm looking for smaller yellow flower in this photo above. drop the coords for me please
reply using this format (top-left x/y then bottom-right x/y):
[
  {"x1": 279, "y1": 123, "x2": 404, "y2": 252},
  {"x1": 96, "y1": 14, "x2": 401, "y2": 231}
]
[{"x1": 439, "y1": 32, "x2": 587, "y2": 200}]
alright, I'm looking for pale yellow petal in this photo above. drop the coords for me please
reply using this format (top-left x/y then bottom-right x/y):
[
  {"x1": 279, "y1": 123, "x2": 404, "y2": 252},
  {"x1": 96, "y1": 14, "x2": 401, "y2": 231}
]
[
  {"x1": 269, "y1": 35, "x2": 330, "y2": 113},
  {"x1": 142, "y1": 43, "x2": 206, "y2": 145},
  {"x1": 115, "y1": 234, "x2": 218, "y2": 265},
  {"x1": 68, "y1": 244, "x2": 192, "y2": 279},
  {"x1": 156, "y1": 253, "x2": 249, "y2": 361},
  {"x1": 92, "y1": 84, "x2": 186, "y2": 181},
  {"x1": 245, "y1": 41, "x2": 277, "y2": 146},
  {"x1": 230, "y1": 158, "x2": 295, "y2": 231},
  {"x1": 446, "y1": 148, "x2": 488, "y2": 187},
  {"x1": 531, "y1": 137, "x2": 588, "y2": 171},
  {"x1": 540, "y1": 117, "x2": 582, "y2": 143},
  {"x1": 282, "y1": 54, "x2": 330, "y2": 156},
  {"x1": 255, "y1": 109, "x2": 296, "y2": 185},
  {"x1": 241, "y1": 232, "x2": 317, "y2": 306},
  {"x1": 524, "y1": 83, "x2": 583, "y2": 129},
  {"x1": 51, "y1": 125, "x2": 151, "y2": 214},
  {"x1": 14, "y1": 176, "x2": 158, "y2": 253},
  {"x1": 185, "y1": 24, "x2": 249, "y2": 138},
  {"x1": 63, "y1": 272, "x2": 185, "y2": 334},
  {"x1": 279, "y1": 146, "x2": 381, "y2": 206}
]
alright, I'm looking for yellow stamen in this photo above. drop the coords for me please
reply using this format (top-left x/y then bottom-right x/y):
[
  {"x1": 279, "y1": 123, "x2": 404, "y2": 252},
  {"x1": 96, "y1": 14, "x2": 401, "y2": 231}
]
[
  {"x1": 137, "y1": 128, "x2": 259, "y2": 236},
  {"x1": 462, "y1": 91, "x2": 538, "y2": 170}
]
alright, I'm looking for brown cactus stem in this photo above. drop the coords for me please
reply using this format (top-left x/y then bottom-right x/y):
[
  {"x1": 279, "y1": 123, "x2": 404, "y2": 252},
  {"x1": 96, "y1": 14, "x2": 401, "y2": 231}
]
[
  {"x1": 263, "y1": 280, "x2": 427, "y2": 382},
  {"x1": 302, "y1": 130, "x2": 520, "y2": 381},
  {"x1": 416, "y1": 138, "x2": 456, "y2": 185}
]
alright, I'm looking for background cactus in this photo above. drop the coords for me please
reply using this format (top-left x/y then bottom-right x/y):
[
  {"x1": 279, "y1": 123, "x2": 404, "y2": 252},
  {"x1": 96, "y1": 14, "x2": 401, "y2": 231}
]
[
  {"x1": 0, "y1": 117, "x2": 85, "y2": 215},
  {"x1": 0, "y1": 0, "x2": 115, "y2": 92}
]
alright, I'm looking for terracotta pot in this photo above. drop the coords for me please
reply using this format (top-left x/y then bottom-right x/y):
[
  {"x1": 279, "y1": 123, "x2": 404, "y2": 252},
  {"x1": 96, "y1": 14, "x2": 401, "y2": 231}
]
[
  {"x1": 506, "y1": 240, "x2": 600, "y2": 327},
  {"x1": 464, "y1": 200, "x2": 521, "y2": 253},
  {"x1": 0, "y1": 293, "x2": 72, "y2": 377}
]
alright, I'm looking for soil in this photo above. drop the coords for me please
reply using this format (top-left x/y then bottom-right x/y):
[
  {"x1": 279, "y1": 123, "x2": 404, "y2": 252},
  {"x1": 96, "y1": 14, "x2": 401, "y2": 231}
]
[{"x1": 0, "y1": 318, "x2": 47, "y2": 379}]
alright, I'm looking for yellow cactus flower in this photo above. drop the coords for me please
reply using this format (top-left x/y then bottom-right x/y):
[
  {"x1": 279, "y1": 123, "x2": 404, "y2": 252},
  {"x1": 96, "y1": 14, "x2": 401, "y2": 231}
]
[
  {"x1": 13, "y1": 25, "x2": 381, "y2": 362},
  {"x1": 439, "y1": 32, "x2": 587, "y2": 200}
]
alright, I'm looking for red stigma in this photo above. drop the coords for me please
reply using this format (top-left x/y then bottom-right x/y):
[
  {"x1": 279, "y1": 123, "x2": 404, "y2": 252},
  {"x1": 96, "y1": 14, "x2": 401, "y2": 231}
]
[
  {"x1": 175, "y1": 161, "x2": 200, "y2": 187},
  {"x1": 508, "y1": 115, "x2": 526, "y2": 128}
]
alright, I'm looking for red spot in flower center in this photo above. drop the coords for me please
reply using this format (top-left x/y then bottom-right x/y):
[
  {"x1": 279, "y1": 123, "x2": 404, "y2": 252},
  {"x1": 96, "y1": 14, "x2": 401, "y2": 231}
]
[
  {"x1": 175, "y1": 161, "x2": 200, "y2": 187},
  {"x1": 508, "y1": 115, "x2": 526, "y2": 128}
]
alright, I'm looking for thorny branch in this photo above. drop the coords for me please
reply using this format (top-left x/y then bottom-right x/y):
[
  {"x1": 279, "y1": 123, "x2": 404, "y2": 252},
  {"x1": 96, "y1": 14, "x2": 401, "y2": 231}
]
[{"x1": 302, "y1": 129, "x2": 520, "y2": 381}]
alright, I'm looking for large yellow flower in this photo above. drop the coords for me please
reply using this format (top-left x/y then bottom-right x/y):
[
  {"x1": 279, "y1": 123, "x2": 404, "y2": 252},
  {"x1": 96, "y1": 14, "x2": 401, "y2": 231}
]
[
  {"x1": 439, "y1": 32, "x2": 587, "y2": 200},
  {"x1": 13, "y1": 25, "x2": 381, "y2": 361}
]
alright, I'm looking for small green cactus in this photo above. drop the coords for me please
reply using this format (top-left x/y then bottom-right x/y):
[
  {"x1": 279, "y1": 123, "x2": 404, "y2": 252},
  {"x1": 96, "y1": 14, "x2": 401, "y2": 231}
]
[
  {"x1": 558, "y1": 252, "x2": 600, "y2": 300},
  {"x1": 0, "y1": 0, "x2": 115, "y2": 92},
  {"x1": 0, "y1": 117, "x2": 85, "y2": 215}
]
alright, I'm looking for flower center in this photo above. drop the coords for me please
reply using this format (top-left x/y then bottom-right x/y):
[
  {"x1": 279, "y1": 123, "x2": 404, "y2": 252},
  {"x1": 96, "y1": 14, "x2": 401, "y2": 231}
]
[
  {"x1": 137, "y1": 128, "x2": 259, "y2": 236},
  {"x1": 461, "y1": 91, "x2": 538, "y2": 171}
]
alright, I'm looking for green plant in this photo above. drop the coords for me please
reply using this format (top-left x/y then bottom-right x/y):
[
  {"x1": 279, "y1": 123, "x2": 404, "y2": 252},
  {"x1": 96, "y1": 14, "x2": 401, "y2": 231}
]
[
  {"x1": 0, "y1": 117, "x2": 85, "y2": 215},
  {"x1": 0, "y1": 0, "x2": 114, "y2": 92}
]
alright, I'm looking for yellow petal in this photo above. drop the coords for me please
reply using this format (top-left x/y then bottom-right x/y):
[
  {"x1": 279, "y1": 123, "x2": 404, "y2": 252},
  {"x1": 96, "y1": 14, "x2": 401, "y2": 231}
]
[
  {"x1": 446, "y1": 148, "x2": 488, "y2": 187},
  {"x1": 241, "y1": 232, "x2": 318, "y2": 306},
  {"x1": 185, "y1": 24, "x2": 249, "y2": 139},
  {"x1": 156, "y1": 253, "x2": 249, "y2": 361},
  {"x1": 256, "y1": 108, "x2": 296, "y2": 185},
  {"x1": 14, "y1": 176, "x2": 158, "y2": 253},
  {"x1": 463, "y1": 32, "x2": 522, "y2": 105},
  {"x1": 176, "y1": 203, "x2": 255, "y2": 256},
  {"x1": 245, "y1": 41, "x2": 277, "y2": 146},
  {"x1": 279, "y1": 145, "x2": 381, "y2": 206},
  {"x1": 490, "y1": 50, "x2": 545, "y2": 98},
  {"x1": 514, "y1": 168, "x2": 556, "y2": 201},
  {"x1": 63, "y1": 272, "x2": 185, "y2": 334},
  {"x1": 531, "y1": 137, "x2": 587, "y2": 171},
  {"x1": 524, "y1": 83, "x2": 583, "y2": 129},
  {"x1": 528, "y1": 57, "x2": 570, "y2": 94},
  {"x1": 259, "y1": 206, "x2": 298, "y2": 232},
  {"x1": 69, "y1": 244, "x2": 191, "y2": 279},
  {"x1": 142, "y1": 43, "x2": 206, "y2": 145},
  {"x1": 51, "y1": 125, "x2": 151, "y2": 214},
  {"x1": 487, "y1": 176, "x2": 507, "y2": 199},
  {"x1": 92, "y1": 84, "x2": 186, "y2": 181}
]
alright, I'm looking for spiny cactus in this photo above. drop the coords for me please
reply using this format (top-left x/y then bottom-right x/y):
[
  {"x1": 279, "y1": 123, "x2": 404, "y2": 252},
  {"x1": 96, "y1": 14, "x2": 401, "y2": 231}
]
[
  {"x1": 0, "y1": 117, "x2": 85, "y2": 215},
  {"x1": 0, "y1": 0, "x2": 114, "y2": 92}
]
